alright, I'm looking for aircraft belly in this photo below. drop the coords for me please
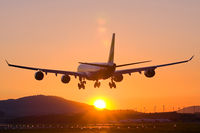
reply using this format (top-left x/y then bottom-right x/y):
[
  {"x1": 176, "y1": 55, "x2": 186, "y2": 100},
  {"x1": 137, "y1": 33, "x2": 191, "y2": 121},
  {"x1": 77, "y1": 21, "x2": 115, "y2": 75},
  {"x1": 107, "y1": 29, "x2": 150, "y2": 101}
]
[
  {"x1": 86, "y1": 70, "x2": 112, "y2": 80},
  {"x1": 77, "y1": 64, "x2": 114, "y2": 80}
]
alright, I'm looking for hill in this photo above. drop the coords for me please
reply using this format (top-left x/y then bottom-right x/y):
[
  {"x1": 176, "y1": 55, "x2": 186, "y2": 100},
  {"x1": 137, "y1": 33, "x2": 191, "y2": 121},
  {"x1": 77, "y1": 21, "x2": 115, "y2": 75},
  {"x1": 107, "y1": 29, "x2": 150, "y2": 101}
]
[
  {"x1": 177, "y1": 106, "x2": 200, "y2": 114},
  {"x1": 0, "y1": 95, "x2": 94, "y2": 118}
]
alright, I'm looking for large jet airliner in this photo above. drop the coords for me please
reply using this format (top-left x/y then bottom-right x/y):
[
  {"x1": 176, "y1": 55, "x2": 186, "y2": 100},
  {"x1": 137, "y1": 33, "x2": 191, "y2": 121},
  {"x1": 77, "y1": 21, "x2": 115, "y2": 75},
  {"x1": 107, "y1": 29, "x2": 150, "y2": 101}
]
[{"x1": 6, "y1": 33, "x2": 193, "y2": 89}]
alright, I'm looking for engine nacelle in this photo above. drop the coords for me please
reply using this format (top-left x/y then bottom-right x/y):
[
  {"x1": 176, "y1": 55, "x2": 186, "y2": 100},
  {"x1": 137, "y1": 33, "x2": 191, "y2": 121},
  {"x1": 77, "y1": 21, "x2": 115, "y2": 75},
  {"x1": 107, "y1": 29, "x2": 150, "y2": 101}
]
[
  {"x1": 35, "y1": 71, "x2": 44, "y2": 80},
  {"x1": 144, "y1": 69, "x2": 155, "y2": 78},
  {"x1": 113, "y1": 74, "x2": 123, "y2": 82},
  {"x1": 61, "y1": 75, "x2": 70, "y2": 84}
]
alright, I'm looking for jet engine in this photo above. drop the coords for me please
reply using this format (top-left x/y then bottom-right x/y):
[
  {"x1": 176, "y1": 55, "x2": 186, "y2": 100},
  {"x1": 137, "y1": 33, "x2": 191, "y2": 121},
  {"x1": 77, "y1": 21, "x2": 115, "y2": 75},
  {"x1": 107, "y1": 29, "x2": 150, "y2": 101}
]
[
  {"x1": 61, "y1": 75, "x2": 70, "y2": 84},
  {"x1": 144, "y1": 69, "x2": 155, "y2": 78},
  {"x1": 113, "y1": 74, "x2": 123, "y2": 82},
  {"x1": 35, "y1": 71, "x2": 44, "y2": 80}
]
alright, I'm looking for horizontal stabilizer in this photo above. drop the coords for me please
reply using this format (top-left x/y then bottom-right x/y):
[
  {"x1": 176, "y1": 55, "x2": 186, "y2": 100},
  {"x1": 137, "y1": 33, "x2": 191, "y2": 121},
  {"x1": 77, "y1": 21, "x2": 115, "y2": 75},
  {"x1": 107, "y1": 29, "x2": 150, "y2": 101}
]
[
  {"x1": 78, "y1": 62, "x2": 110, "y2": 67},
  {"x1": 116, "y1": 60, "x2": 151, "y2": 67}
]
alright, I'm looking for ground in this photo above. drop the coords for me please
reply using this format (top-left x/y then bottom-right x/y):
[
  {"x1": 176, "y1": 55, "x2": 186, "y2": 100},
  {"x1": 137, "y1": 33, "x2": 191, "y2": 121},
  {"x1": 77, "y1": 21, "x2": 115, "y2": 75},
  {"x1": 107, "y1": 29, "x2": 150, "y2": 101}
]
[{"x1": 1, "y1": 122, "x2": 200, "y2": 133}]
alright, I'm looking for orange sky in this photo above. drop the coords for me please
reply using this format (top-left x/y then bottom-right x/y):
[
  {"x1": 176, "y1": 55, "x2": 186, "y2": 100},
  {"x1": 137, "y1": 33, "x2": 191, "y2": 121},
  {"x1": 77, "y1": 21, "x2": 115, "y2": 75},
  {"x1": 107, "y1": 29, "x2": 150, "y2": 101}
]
[{"x1": 0, "y1": 0, "x2": 200, "y2": 112}]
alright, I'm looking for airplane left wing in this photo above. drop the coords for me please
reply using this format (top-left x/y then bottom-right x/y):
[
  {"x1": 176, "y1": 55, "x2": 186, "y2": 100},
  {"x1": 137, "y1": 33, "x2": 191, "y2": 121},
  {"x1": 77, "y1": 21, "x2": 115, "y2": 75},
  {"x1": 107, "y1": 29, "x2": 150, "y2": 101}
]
[
  {"x1": 5, "y1": 60, "x2": 86, "y2": 77},
  {"x1": 114, "y1": 56, "x2": 193, "y2": 75}
]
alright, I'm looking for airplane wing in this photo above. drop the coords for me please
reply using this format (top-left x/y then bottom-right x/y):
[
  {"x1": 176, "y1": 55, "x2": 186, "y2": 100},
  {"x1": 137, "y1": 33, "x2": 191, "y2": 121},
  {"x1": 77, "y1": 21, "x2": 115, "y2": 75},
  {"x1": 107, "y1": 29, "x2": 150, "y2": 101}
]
[
  {"x1": 114, "y1": 56, "x2": 194, "y2": 75},
  {"x1": 5, "y1": 60, "x2": 86, "y2": 77}
]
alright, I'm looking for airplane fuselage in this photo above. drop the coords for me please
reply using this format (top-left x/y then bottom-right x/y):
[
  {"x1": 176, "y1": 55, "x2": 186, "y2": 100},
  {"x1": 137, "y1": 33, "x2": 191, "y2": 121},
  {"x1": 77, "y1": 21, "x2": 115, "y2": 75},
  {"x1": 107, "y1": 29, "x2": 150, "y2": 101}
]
[{"x1": 77, "y1": 62, "x2": 115, "y2": 80}]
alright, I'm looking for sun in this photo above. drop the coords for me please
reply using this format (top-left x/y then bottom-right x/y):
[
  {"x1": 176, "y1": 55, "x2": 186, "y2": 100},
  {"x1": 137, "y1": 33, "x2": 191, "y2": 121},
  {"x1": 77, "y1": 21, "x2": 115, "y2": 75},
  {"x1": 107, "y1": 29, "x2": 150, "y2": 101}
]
[{"x1": 94, "y1": 99, "x2": 106, "y2": 109}]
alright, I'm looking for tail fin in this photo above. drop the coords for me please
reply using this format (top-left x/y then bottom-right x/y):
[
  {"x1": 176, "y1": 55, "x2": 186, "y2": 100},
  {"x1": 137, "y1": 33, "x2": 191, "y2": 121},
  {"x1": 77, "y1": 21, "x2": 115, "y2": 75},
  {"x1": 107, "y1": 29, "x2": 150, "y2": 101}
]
[{"x1": 108, "y1": 33, "x2": 115, "y2": 63}]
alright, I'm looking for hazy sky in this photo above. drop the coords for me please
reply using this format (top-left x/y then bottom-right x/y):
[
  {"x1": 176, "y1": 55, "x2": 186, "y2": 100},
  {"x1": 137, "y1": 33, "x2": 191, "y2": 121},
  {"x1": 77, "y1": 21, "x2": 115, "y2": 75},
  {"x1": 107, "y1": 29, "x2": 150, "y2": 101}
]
[{"x1": 0, "y1": 0, "x2": 200, "y2": 112}]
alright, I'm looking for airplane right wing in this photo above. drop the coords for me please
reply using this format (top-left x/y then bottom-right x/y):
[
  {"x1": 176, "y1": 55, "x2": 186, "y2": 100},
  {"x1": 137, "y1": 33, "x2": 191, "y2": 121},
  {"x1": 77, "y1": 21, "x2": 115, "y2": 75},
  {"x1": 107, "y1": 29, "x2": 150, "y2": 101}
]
[{"x1": 114, "y1": 56, "x2": 194, "y2": 75}]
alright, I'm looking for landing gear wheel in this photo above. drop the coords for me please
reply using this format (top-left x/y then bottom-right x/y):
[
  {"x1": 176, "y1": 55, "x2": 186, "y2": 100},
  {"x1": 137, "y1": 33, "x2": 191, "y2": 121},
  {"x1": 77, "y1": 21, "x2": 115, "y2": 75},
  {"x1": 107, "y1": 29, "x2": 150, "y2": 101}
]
[
  {"x1": 82, "y1": 84, "x2": 85, "y2": 89},
  {"x1": 94, "y1": 82, "x2": 97, "y2": 88},
  {"x1": 78, "y1": 83, "x2": 81, "y2": 90},
  {"x1": 97, "y1": 82, "x2": 101, "y2": 88},
  {"x1": 109, "y1": 81, "x2": 116, "y2": 89},
  {"x1": 112, "y1": 82, "x2": 116, "y2": 88},
  {"x1": 109, "y1": 82, "x2": 112, "y2": 89},
  {"x1": 94, "y1": 81, "x2": 101, "y2": 88}
]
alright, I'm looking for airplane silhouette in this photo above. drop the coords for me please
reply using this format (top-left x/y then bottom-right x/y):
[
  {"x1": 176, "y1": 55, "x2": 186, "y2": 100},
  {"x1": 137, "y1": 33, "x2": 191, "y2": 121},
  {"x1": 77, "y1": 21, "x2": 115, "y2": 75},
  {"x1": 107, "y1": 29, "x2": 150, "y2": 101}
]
[{"x1": 6, "y1": 33, "x2": 193, "y2": 89}]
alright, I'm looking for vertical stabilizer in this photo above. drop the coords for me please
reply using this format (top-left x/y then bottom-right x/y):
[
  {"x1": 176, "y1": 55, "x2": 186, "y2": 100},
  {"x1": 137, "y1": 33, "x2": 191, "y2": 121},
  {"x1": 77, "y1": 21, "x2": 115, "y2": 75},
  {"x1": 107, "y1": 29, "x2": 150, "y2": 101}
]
[{"x1": 108, "y1": 33, "x2": 115, "y2": 63}]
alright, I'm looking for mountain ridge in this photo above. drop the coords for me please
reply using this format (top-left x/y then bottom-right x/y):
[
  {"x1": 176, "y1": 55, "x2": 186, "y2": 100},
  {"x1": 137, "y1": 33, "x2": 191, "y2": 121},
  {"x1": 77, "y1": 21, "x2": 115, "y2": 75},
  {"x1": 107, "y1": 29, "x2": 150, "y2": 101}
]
[
  {"x1": 177, "y1": 106, "x2": 200, "y2": 114},
  {"x1": 0, "y1": 95, "x2": 94, "y2": 118}
]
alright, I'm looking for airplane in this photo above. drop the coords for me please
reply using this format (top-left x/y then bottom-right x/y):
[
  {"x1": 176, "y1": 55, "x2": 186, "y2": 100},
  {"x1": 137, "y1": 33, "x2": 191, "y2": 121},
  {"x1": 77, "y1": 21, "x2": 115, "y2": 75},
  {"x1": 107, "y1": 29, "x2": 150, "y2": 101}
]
[{"x1": 6, "y1": 33, "x2": 193, "y2": 89}]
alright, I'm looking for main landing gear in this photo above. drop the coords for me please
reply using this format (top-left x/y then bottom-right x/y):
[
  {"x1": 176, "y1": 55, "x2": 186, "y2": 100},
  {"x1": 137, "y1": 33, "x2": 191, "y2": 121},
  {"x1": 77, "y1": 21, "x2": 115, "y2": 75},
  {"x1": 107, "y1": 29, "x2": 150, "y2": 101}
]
[
  {"x1": 109, "y1": 80, "x2": 116, "y2": 89},
  {"x1": 78, "y1": 81, "x2": 86, "y2": 90},
  {"x1": 94, "y1": 81, "x2": 101, "y2": 88},
  {"x1": 78, "y1": 77, "x2": 86, "y2": 90},
  {"x1": 77, "y1": 77, "x2": 117, "y2": 89}
]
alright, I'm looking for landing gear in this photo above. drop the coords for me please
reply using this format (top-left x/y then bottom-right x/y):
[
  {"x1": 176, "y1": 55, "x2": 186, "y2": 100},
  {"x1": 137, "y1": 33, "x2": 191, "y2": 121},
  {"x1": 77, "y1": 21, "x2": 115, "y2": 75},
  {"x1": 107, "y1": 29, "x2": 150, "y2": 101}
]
[
  {"x1": 82, "y1": 81, "x2": 86, "y2": 84},
  {"x1": 109, "y1": 81, "x2": 116, "y2": 89},
  {"x1": 78, "y1": 77, "x2": 86, "y2": 90},
  {"x1": 94, "y1": 81, "x2": 101, "y2": 88},
  {"x1": 78, "y1": 82, "x2": 85, "y2": 90}
]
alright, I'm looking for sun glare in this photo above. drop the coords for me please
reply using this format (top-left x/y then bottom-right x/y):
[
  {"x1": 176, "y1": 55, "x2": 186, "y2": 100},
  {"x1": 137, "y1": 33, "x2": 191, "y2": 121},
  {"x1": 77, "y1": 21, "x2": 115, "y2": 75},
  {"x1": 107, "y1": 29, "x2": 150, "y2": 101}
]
[{"x1": 94, "y1": 99, "x2": 106, "y2": 109}]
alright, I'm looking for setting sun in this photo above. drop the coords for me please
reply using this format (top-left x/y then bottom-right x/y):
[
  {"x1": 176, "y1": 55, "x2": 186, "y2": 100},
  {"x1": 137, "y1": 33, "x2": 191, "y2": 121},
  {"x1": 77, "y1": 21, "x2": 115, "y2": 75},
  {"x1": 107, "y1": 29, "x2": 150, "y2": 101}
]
[{"x1": 94, "y1": 99, "x2": 106, "y2": 109}]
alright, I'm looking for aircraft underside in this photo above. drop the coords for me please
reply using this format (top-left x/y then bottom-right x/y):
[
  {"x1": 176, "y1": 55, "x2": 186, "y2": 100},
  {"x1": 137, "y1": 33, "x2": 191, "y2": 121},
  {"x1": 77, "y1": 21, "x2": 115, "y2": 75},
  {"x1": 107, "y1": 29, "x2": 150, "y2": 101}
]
[{"x1": 77, "y1": 69, "x2": 117, "y2": 89}]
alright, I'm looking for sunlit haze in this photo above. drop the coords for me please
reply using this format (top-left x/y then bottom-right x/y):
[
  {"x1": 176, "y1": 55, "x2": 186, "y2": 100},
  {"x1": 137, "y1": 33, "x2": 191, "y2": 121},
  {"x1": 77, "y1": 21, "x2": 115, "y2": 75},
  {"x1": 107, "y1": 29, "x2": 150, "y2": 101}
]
[{"x1": 0, "y1": 0, "x2": 200, "y2": 112}]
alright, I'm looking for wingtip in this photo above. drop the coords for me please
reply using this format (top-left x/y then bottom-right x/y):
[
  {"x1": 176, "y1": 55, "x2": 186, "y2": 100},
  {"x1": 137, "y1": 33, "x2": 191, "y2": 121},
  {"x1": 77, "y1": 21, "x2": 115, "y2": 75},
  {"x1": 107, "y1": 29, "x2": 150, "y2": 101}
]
[
  {"x1": 189, "y1": 55, "x2": 194, "y2": 61},
  {"x1": 5, "y1": 59, "x2": 9, "y2": 65}
]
